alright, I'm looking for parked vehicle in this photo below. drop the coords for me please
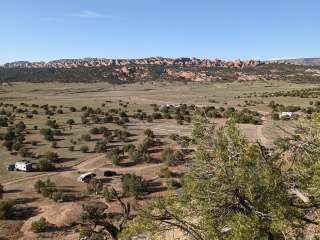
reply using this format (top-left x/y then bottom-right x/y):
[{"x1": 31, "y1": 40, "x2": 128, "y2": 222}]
[
  {"x1": 15, "y1": 161, "x2": 33, "y2": 172},
  {"x1": 7, "y1": 164, "x2": 15, "y2": 171},
  {"x1": 103, "y1": 170, "x2": 117, "y2": 177},
  {"x1": 77, "y1": 172, "x2": 96, "y2": 183}
]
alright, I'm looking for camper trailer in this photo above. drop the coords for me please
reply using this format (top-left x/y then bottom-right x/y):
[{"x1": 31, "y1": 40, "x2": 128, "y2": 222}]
[
  {"x1": 15, "y1": 161, "x2": 33, "y2": 172},
  {"x1": 77, "y1": 172, "x2": 96, "y2": 183},
  {"x1": 280, "y1": 112, "x2": 293, "y2": 120}
]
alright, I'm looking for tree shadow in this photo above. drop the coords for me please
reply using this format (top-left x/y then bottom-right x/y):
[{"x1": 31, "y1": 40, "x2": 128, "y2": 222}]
[
  {"x1": 59, "y1": 157, "x2": 77, "y2": 163},
  {"x1": 13, "y1": 206, "x2": 39, "y2": 220},
  {"x1": 144, "y1": 180, "x2": 166, "y2": 194},
  {"x1": 4, "y1": 189, "x2": 23, "y2": 194},
  {"x1": 118, "y1": 161, "x2": 138, "y2": 168},
  {"x1": 148, "y1": 148, "x2": 163, "y2": 154}
]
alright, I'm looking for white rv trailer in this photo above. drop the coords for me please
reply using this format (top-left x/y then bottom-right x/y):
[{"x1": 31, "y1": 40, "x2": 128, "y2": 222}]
[
  {"x1": 77, "y1": 172, "x2": 96, "y2": 183},
  {"x1": 15, "y1": 161, "x2": 33, "y2": 172}
]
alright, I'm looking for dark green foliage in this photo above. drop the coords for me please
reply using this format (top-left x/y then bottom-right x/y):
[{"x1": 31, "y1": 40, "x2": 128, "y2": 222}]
[
  {"x1": 66, "y1": 118, "x2": 75, "y2": 125},
  {"x1": 37, "y1": 159, "x2": 55, "y2": 171},
  {"x1": 87, "y1": 179, "x2": 104, "y2": 195},
  {"x1": 40, "y1": 128, "x2": 54, "y2": 141},
  {"x1": 68, "y1": 145, "x2": 74, "y2": 152},
  {"x1": 94, "y1": 140, "x2": 108, "y2": 153},
  {"x1": 107, "y1": 148, "x2": 122, "y2": 165},
  {"x1": 30, "y1": 217, "x2": 49, "y2": 233},
  {"x1": 44, "y1": 151, "x2": 60, "y2": 163},
  {"x1": 102, "y1": 188, "x2": 116, "y2": 202},
  {"x1": 0, "y1": 200, "x2": 15, "y2": 220},
  {"x1": 123, "y1": 115, "x2": 320, "y2": 239},
  {"x1": 51, "y1": 191, "x2": 68, "y2": 203},
  {"x1": 80, "y1": 145, "x2": 89, "y2": 153},
  {"x1": 81, "y1": 134, "x2": 91, "y2": 142},
  {"x1": 121, "y1": 174, "x2": 145, "y2": 198},
  {"x1": 161, "y1": 148, "x2": 184, "y2": 166},
  {"x1": 144, "y1": 128, "x2": 154, "y2": 138},
  {"x1": 34, "y1": 179, "x2": 66, "y2": 202},
  {"x1": 122, "y1": 144, "x2": 136, "y2": 153},
  {"x1": 159, "y1": 167, "x2": 173, "y2": 178},
  {"x1": 18, "y1": 147, "x2": 31, "y2": 157},
  {"x1": 46, "y1": 119, "x2": 59, "y2": 129}
]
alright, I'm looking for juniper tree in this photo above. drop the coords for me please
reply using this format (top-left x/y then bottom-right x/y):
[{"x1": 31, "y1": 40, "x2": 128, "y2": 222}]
[{"x1": 122, "y1": 114, "x2": 320, "y2": 240}]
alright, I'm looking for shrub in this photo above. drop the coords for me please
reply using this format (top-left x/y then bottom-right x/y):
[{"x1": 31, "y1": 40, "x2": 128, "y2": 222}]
[
  {"x1": 144, "y1": 129, "x2": 154, "y2": 138},
  {"x1": 87, "y1": 179, "x2": 103, "y2": 195},
  {"x1": 123, "y1": 144, "x2": 136, "y2": 153},
  {"x1": 34, "y1": 179, "x2": 65, "y2": 203},
  {"x1": 80, "y1": 145, "x2": 89, "y2": 153},
  {"x1": 111, "y1": 153, "x2": 121, "y2": 166},
  {"x1": 81, "y1": 134, "x2": 91, "y2": 142},
  {"x1": 159, "y1": 167, "x2": 173, "y2": 178},
  {"x1": 169, "y1": 133, "x2": 179, "y2": 141},
  {"x1": 161, "y1": 148, "x2": 175, "y2": 164},
  {"x1": 0, "y1": 200, "x2": 15, "y2": 219},
  {"x1": 37, "y1": 159, "x2": 55, "y2": 171},
  {"x1": 147, "y1": 116, "x2": 153, "y2": 122},
  {"x1": 68, "y1": 146, "x2": 74, "y2": 152},
  {"x1": 18, "y1": 147, "x2": 31, "y2": 157},
  {"x1": 36, "y1": 179, "x2": 57, "y2": 198},
  {"x1": 44, "y1": 151, "x2": 60, "y2": 163},
  {"x1": 103, "y1": 188, "x2": 115, "y2": 202},
  {"x1": 69, "y1": 106, "x2": 77, "y2": 112},
  {"x1": 164, "y1": 179, "x2": 182, "y2": 189},
  {"x1": 12, "y1": 142, "x2": 23, "y2": 151},
  {"x1": 0, "y1": 184, "x2": 3, "y2": 193},
  {"x1": 2, "y1": 140, "x2": 13, "y2": 151},
  {"x1": 30, "y1": 217, "x2": 49, "y2": 233},
  {"x1": 271, "y1": 112, "x2": 280, "y2": 120},
  {"x1": 46, "y1": 120, "x2": 59, "y2": 129},
  {"x1": 176, "y1": 119, "x2": 183, "y2": 125},
  {"x1": 34, "y1": 179, "x2": 46, "y2": 193},
  {"x1": 51, "y1": 141, "x2": 58, "y2": 148},
  {"x1": 129, "y1": 150, "x2": 141, "y2": 162},
  {"x1": 40, "y1": 128, "x2": 54, "y2": 141},
  {"x1": 94, "y1": 140, "x2": 108, "y2": 153},
  {"x1": 66, "y1": 119, "x2": 75, "y2": 125},
  {"x1": 89, "y1": 127, "x2": 100, "y2": 135},
  {"x1": 138, "y1": 137, "x2": 155, "y2": 153},
  {"x1": 51, "y1": 191, "x2": 67, "y2": 203},
  {"x1": 141, "y1": 152, "x2": 152, "y2": 163},
  {"x1": 15, "y1": 121, "x2": 26, "y2": 133},
  {"x1": 107, "y1": 148, "x2": 122, "y2": 165},
  {"x1": 176, "y1": 136, "x2": 191, "y2": 148},
  {"x1": 161, "y1": 148, "x2": 184, "y2": 166},
  {"x1": 121, "y1": 174, "x2": 145, "y2": 198}
]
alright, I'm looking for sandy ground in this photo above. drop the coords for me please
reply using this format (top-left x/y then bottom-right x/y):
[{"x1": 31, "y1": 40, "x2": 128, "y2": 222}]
[{"x1": 1, "y1": 112, "x2": 275, "y2": 240}]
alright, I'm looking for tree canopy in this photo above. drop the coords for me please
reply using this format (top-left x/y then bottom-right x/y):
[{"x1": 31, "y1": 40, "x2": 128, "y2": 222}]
[{"x1": 122, "y1": 114, "x2": 320, "y2": 240}]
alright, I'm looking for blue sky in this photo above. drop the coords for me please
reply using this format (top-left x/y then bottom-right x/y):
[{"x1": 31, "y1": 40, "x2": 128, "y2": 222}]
[{"x1": 0, "y1": 0, "x2": 319, "y2": 63}]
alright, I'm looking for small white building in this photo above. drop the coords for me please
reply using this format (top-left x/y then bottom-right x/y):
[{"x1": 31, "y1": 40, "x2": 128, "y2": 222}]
[
  {"x1": 15, "y1": 161, "x2": 33, "y2": 172},
  {"x1": 280, "y1": 112, "x2": 293, "y2": 120}
]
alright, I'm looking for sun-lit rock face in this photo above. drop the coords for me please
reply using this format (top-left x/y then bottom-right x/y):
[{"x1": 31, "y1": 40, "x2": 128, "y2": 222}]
[{"x1": 2, "y1": 57, "x2": 267, "y2": 69}]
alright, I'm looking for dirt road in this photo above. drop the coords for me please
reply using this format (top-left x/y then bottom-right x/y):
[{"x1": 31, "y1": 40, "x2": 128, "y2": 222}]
[{"x1": 2, "y1": 154, "x2": 106, "y2": 186}]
